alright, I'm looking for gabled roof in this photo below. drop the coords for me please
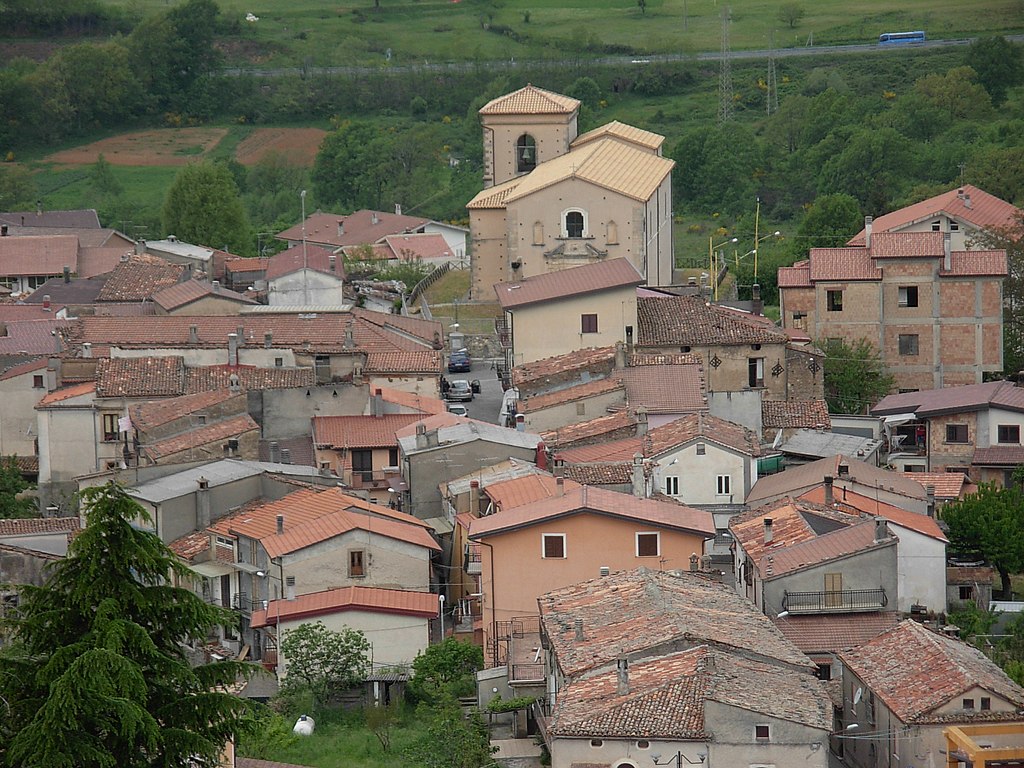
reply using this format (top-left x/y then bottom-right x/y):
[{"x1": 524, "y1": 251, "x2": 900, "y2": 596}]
[
  {"x1": 0, "y1": 517, "x2": 79, "y2": 536},
  {"x1": 0, "y1": 235, "x2": 79, "y2": 278},
  {"x1": 142, "y1": 414, "x2": 259, "y2": 461},
  {"x1": 798, "y1": 485, "x2": 946, "y2": 541},
  {"x1": 96, "y1": 255, "x2": 187, "y2": 302},
  {"x1": 511, "y1": 346, "x2": 617, "y2": 389},
  {"x1": 839, "y1": 620, "x2": 1024, "y2": 723},
  {"x1": 898, "y1": 471, "x2": 972, "y2": 500},
  {"x1": 224, "y1": 257, "x2": 269, "y2": 274},
  {"x1": 363, "y1": 350, "x2": 441, "y2": 374},
  {"x1": 637, "y1": 295, "x2": 788, "y2": 347},
  {"x1": 0, "y1": 319, "x2": 69, "y2": 356},
  {"x1": 774, "y1": 613, "x2": 901, "y2": 655},
  {"x1": 0, "y1": 357, "x2": 47, "y2": 381},
  {"x1": 612, "y1": 359, "x2": 706, "y2": 414},
  {"x1": 806, "y1": 247, "x2": 882, "y2": 281},
  {"x1": 848, "y1": 185, "x2": 1021, "y2": 245},
  {"x1": 494, "y1": 259, "x2": 643, "y2": 309},
  {"x1": 563, "y1": 463, "x2": 633, "y2": 486},
  {"x1": 36, "y1": 380, "x2": 96, "y2": 407},
  {"x1": 275, "y1": 210, "x2": 430, "y2": 249},
  {"x1": 469, "y1": 485, "x2": 714, "y2": 539},
  {"x1": 520, "y1": 377, "x2": 624, "y2": 413},
  {"x1": 377, "y1": 233, "x2": 453, "y2": 262},
  {"x1": 571, "y1": 120, "x2": 665, "y2": 152},
  {"x1": 313, "y1": 414, "x2": 422, "y2": 449},
  {"x1": 873, "y1": 380, "x2": 1024, "y2": 417},
  {"x1": 250, "y1": 585, "x2": 438, "y2": 628},
  {"x1": 396, "y1": 413, "x2": 542, "y2": 453},
  {"x1": 130, "y1": 389, "x2": 243, "y2": 431},
  {"x1": 265, "y1": 244, "x2": 344, "y2": 281},
  {"x1": 151, "y1": 279, "x2": 255, "y2": 310},
  {"x1": 0, "y1": 209, "x2": 100, "y2": 229},
  {"x1": 541, "y1": 410, "x2": 637, "y2": 448},
  {"x1": 479, "y1": 84, "x2": 579, "y2": 116},
  {"x1": 745, "y1": 455, "x2": 926, "y2": 507},
  {"x1": 373, "y1": 385, "x2": 447, "y2": 415},
  {"x1": 538, "y1": 567, "x2": 812, "y2": 678},
  {"x1": 762, "y1": 400, "x2": 831, "y2": 430},
  {"x1": 208, "y1": 486, "x2": 438, "y2": 557},
  {"x1": 96, "y1": 356, "x2": 184, "y2": 398},
  {"x1": 184, "y1": 364, "x2": 314, "y2": 393},
  {"x1": 22, "y1": 275, "x2": 107, "y2": 306},
  {"x1": 483, "y1": 473, "x2": 582, "y2": 512},
  {"x1": 766, "y1": 519, "x2": 895, "y2": 578}
]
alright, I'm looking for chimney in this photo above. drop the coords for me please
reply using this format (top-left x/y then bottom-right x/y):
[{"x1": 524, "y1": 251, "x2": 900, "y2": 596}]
[
  {"x1": 614, "y1": 341, "x2": 626, "y2": 369},
  {"x1": 211, "y1": 280, "x2": 221, "y2": 292},
  {"x1": 599, "y1": 565, "x2": 610, "y2": 577},
  {"x1": 82, "y1": 342, "x2": 92, "y2": 358},
  {"x1": 837, "y1": 462, "x2": 850, "y2": 477},
  {"x1": 943, "y1": 232, "x2": 951, "y2": 271},
  {"x1": 556, "y1": 476, "x2": 564, "y2": 496},
  {"x1": 120, "y1": 251, "x2": 130, "y2": 263},
  {"x1": 371, "y1": 213, "x2": 380, "y2": 225},
  {"x1": 631, "y1": 453, "x2": 645, "y2": 498},
  {"x1": 269, "y1": 440, "x2": 279, "y2": 463},
  {"x1": 926, "y1": 484, "x2": 936, "y2": 518},
  {"x1": 329, "y1": 254, "x2": 336, "y2": 273},
  {"x1": 36, "y1": 199, "x2": 42, "y2": 216},
  {"x1": 535, "y1": 441, "x2": 548, "y2": 470},
  {"x1": 636, "y1": 406, "x2": 649, "y2": 436},
  {"x1": 264, "y1": 332, "x2": 273, "y2": 349},
  {"x1": 751, "y1": 283, "x2": 763, "y2": 316},
  {"x1": 276, "y1": 514, "x2": 284, "y2": 535},
  {"x1": 616, "y1": 656, "x2": 629, "y2": 696},
  {"x1": 964, "y1": 193, "x2": 972, "y2": 209},
  {"x1": 227, "y1": 333, "x2": 239, "y2": 366},
  {"x1": 574, "y1": 618, "x2": 584, "y2": 641},
  {"x1": 344, "y1": 326, "x2": 355, "y2": 349},
  {"x1": 280, "y1": 448, "x2": 292, "y2": 464},
  {"x1": 824, "y1": 475, "x2": 834, "y2": 504},
  {"x1": 415, "y1": 423, "x2": 428, "y2": 450},
  {"x1": 134, "y1": 239, "x2": 145, "y2": 256},
  {"x1": 373, "y1": 388, "x2": 383, "y2": 418},
  {"x1": 469, "y1": 479, "x2": 479, "y2": 514},
  {"x1": 763, "y1": 517, "x2": 774, "y2": 544},
  {"x1": 515, "y1": 414, "x2": 525, "y2": 432},
  {"x1": 189, "y1": 325, "x2": 199, "y2": 345},
  {"x1": 395, "y1": 203, "x2": 402, "y2": 216},
  {"x1": 864, "y1": 215, "x2": 873, "y2": 249},
  {"x1": 42, "y1": 294, "x2": 51, "y2": 311},
  {"x1": 62, "y1": 266, "x2": 70, "y2": 283},
  {"x1": 337, "y1": 220, "x2": 344, "y2": 237},
  {"x1": 874, "y1": 516, "x2": 888, "y2": 542},
  {"x1": 0, "y1": 224, "x2": 6, "y2": 236},
  {"x1": 197, "y1": 477, "x2": 211, "y2": 529},
  {"x1": 286, "y1": 576, "x2": 295, "y2": 601}
]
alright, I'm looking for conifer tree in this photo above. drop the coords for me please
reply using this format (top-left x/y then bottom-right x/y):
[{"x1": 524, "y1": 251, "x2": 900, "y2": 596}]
[{"x1": 0, "y1": 482, "x2": 255, "y2": 767}]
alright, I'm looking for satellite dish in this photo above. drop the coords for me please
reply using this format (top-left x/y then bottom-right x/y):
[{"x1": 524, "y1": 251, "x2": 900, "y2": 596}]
[{"x1": 853, "y1": 687, "x2": 863, "y2": 705}]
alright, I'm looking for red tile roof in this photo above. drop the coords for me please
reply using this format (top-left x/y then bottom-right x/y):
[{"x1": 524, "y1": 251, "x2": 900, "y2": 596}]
[
  {"x1": 313, "y1": 414, "x2": 422, "y2": 449},
  {"x1": 483, "y1": 474, "x2": 582, "y2": 512},
  {"x1": 0, "y1": 357, "x2": 47, "y2": 381},
  {"x1": 773, "y1": 613, "x2": 901, "y2": 654},
  {"x1": 521, "y1": 378, "x2": 624, "y2": 412},
  {"x1": 806, "y1": 247, "x2": 882, "y2": 281},
  {"x1": 152, "y1": 279, "x2": 255, "y2": 310},
  {"x1": 762, "y1": 400, "x2": 831, "y2": 430},
  {"x1": 95, "y1": 254, "x2": 186, "y2": 302},
  {"x1": 0, "y1": 319, "x2": 70, "y2": 355},
  {"x1": 0, "y1": 235, "x2": 78, "y2": 278},
  {"x1": 799, "y1": 485, "x2": 946, "y2": 541},
  {"x1": 375, "y1": 386, "x2": 447, "y2": 415},
  {"x1": 0, "y1": 517, "x2": 79, "y2": 536},
  {"x1": 363, "y1": 350, "x2": 441, "y2": 374},
  {"x1": 873, "y1": 380, "x2": 1024, "y2": 417},
  {"x1": 730, "y1": 497, "x2": 858, "y2": 569},
  {"x1": 839, "y1": 619, "x2": 1024, "y2": 723},
  {"x1": 898, "y1": 471, "x2": 971, "y2": 499},
  {"x1": 848, "y1": 185, "x2": 1021, "y2": 245},
  {"x1": 494, "y1": 259, "x2": 643, "y2": 309},
  {"x1": 0, "y1": 209, "x2": 100, "y2": 229},
  {"x1": 378, "y1": 233, "x2": 453, "y2": 262},
  {"x1": 766, "y1": 519, "x2": 894, "y2": 578},
  {"x1": 276, "y1": 210, "x2": 430, "y2": 249},
  {"x1": 250, "y1": 585, "x2": 438, "y2": 628},
  {"x1": 541, "y1": 411, "x2": 636, "y2": 448},
  {"x1": 130, "y1": 390, "x2": 244, "y2": 431},
  {"x1": 511, "y1": 346, "x2": 617, "y2": 389},
  {"x1": 36, "y1": 381, "x2": 96, "y2": 406},
  {"x1": 746, "y1": 455, "x2": 927, "y2": 507},
  {"x1": 869, "y1": 231, "x2": 944, "y2": 258},
  {"x1": 265, "y1": 244, "x2": 344, "y2": 281},
  {"x1": 224, "y1": 257, "x2": 269, "y2": 274},
  {"x1": 169, "y1": 529, "x2": 210, "y2": 561},
  {"x1": 637, "y1": 295, "x2": 788, "y2": 346},
  {"x1": 95, "y1": 356, "x2": 184, "y2": 398},
  {"x1": 184, "y1": 364, "x2": 314, "y2": 393},
  {"x1": 777, "y1": 262, "x2": 812, "y2": 288},
  {"x1": 612, "y1": 361, "x2": 706, "y2": 414},
  {"x1": 479, "y1": 84, "x2": 580, "y2": 115},
  {"x1": 973, "y1": 446, "x2": 1024, "y2": 466},
  {"x1": 940, "y1": 250, "x2": 1008, "y2": 276},
  {"x1": 142, "y1": 414, "x2": 259, "y2": 461},
  {"x1": 469, "y1": 485, "x2": 713, "y2": 539},
  {"x1": 562, "y1": 463, "x2": 633, "y2": 485}
]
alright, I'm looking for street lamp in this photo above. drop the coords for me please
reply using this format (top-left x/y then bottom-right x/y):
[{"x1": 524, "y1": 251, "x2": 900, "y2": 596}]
[
  {"x1": 747, "y1": 230, "x2": 781, "y2": 282},
  {"x1": 708, "y1": 236, "x2": 738, "y2": 300}
]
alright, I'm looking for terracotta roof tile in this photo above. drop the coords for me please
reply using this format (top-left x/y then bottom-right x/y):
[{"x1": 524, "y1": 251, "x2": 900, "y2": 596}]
[
  {"x1": 378, "y1": 233, "x2": 453, "y2": 262},
  {"x1": 873, "y1": 380, "x2": 1024, "y2": 417},
  {"x1": 96, "y1": 254, "x2": 186, "y2": 302},
  {"x1": 762, "y1": 400, "x2": 831, "y2": 430},
  {"x1": 806, "y1": 247, "x2": 882, "y2": 281},
  {"x1": 869, "y1": 231, "x2": 944, "y2": 258},
  {"x1": 538, "y1": 567, "x2": 812, "y2": 678},
  {"x1": 142, "y1": 414, "x2": 259, "y2": 461},
  {"x1": 746, "y1": 455, "x2": 926, "y2": 507},
  {"x1": 483, "y1": 474, "x2": 582, "y2": 512},
  {"x1": 947, "y1": 566, "x2": 994, "y2": 585},
  {"x1": 170, "y1": 530, "x2": 210, "y2": 561},
  {"x1": 0, "y1": 357, "x2": 47, "y2": 381},
  {"x1": 0, "y1": 517, "x2": 79, "y2": 536},
  {"x1": 521, "y1": 378, "x2": 625, "y2": 413},
  {"x1": 0, "y1": 234, "x2": 78, "y2": 278},
  {"x1": 0, "y1": 209, "x2": 100, "y2": 229},
  {"x1": 571, "y1": 120, "x2": 665, "y2": 152},
  {"x1": 778, "y1": 262, "x2": 812, "y2": 288},
  {"x1": 730, "y1": 497, "x2": 858, "y2": 570},
  {"x1": 512, "y1": 346, "x2": 617, "y2": 389},
  {"x1": 612, "y1": 361, "x2": 706, "y2": 414},
  {"x1": 224, "y1": 257, "x2": 269, "y2": 274},
  {"x1": 276, "y1": 210, "x2": 429, "y2": 249},
  {"x1": 479, "y1": 84, "x2": 580, "y2": 115},
  {"x1": 250, "y1": 585, "x2": 438, "y2": 628},
  {"x1": 151, "y1": 278, "x2": 255, "y2": 310},
  {"x1": 95, "y1": 356, "x2": 184, "y2": 398},
  {"x1": 839, "y1": 620, "x2": 1024, "y2": 723},
  {"x1": 265, "y1": 244, "x2": 344, "y2": 281},
  {"x1": 798, "y1": 485, "x2": 946, "y2": 541},
  {"x1": 562, "y1": 463, "x2": 633, "y2": 485},
  {"x1": 495, "y1": 259, "x2": 643, "y2": 309},
  {"x1": 898, "y1": 472, "x2": 970, "y2": 499},
  {"x1": 363, "y1": 350, "x2": 441, "y2": 374},
  {"x1": 36, "y1": 381, "x2": 96, "y2": 406},
  {"x1": 184, "y1": 364, "x2": 314, "y2": 393},
  {"x1": 973, "y1": 446, "x2": 1024, "y2": 466},
  {"x1": 130, "y1": 390, "x2": 243, "y2": 431},
  {"x1": 637, "y1": 295, "x2": 787, "y2": 346},
  {"x1": 940, "y1": 250, "x2": 1008, "y2": 276},
  {"x1": 765, "y1": 519, "x2": 895, "y2": 578},
  {"x1": 0, "y1": 319, "x2": 70, "y2": 355},
  {"x1": 466, "y1": 177, "x2": 520, "y2": 210},
  {"x1": 313, "y1": 414, "x2": 422, "y2": 449},
  {"x1": 374, "y1": 386, "x2": 447, "y2": 415},
  {"x1": 773, "y1": 613, "x2": 901, "y2": 654},
  {"x1": 542, "y1": 411, "x2": 636, "y2": 448}
]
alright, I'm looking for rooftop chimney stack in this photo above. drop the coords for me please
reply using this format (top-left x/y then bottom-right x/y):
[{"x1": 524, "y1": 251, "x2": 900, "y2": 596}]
[
  {"x1": 515, "y1": 414, "x2": 525, "y2": 432},
  {"x1": 337, "y1": 220, "x2": 344, "y2": 237},
  {"x1": 874, "y1": 516, "x2": 888, "y2": 542},
  {"x1": 197, "y1": 477, "x2": 211, "y2": 529},
  {"x1": 574, "y1": 618, "x2": 584, "y2": 641},
  {"x1": 211, "y1": 280, "x2": 221, "y2": 292},
  {"x1": 269, "y1": 441, "x2": 279, "y2": 463},
  {"x1": 764, "y1": 517, "x2": 774, "y2": 544},
  {"x1": 864, "y1": 215, "x2": 873, "y2": 249},
  {"x1": 415, "y1": 423, "x2": 428, "y2": 450},
  {"x1": 276, "y1": 514, "x2": 284, "y2": 535},
  {"x1": 636, "y1": 407, "x2": 649, "y2": 436},
  {"x1": 0, "y1": 224, "x2": 7, "y2": 236},
  {"x1": 469, "y1": 479, "x2": 479, "y2": 514},
  {"x1": 227, "y1": 333, "x2": 239, "y2": 367},
  {"x1": 926, "y1": 484, "x2": 936, "y2": 518},
  {"x1": 63, "y1": 266, "x2": 70, "y2": 283},
  {"x1": 631, "y1": 453, "x2": 645, "y2": 498},
  {"x1": 264, "y1": 332, "x2": 273, "y2": 349},
  {"x1": 395, "y1": 203, "x2": 402, "y2": 216},
  {"x1": 42, "y1": 295, "x2": 51, "y2": 311},
  {"x1": 614, "y1": 341, "x2": 627, "y2": 370},
  {"x1": 616, "y1": 656, "x2": 629, "y2": 696},
  {"x1": 943, "y1": 232, "x2": 952, "y2": 271},
  {"x1": 752, "y1": 283, "x2": 763, "y2": 316},
  {"x1": 556, "y1": 476, "x2": 564, "y2": 496},
  {"x1": 189, "y1": 325, "x2": 199, "y2": 345},
  {"x1": 371, "y1": 213, "x2": 380, "y2": 225},
  {"x1": 824, "y1": 475, "x2": 834, "y2": 505},
  {"x1": 373, "y1": 388, "x2": 384, "y2": 418}
]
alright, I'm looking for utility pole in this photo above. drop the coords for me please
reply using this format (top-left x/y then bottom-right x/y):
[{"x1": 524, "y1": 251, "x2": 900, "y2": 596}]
[
  {"x1": 766, "y1": 32, "x2": 779, "y2": 116},
  {"x1": 718, "y1": 7, "x2": 734, "y2": 124}
]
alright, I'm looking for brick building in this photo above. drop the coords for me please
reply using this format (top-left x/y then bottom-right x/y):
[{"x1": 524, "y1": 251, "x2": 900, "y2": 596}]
[{"x1": 779, "y1": 224, "x2": 1007, "y2": 394}]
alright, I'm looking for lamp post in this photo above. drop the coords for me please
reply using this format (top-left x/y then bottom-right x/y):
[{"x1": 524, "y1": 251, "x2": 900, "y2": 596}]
[
  {"x1": 438, "y1": 593, "x2": 446, "y2": 641},
  {"x1": 749, "y1": 230, "x2": 781, "y2": 282},
  {"x1": 708, "y1": 236, "x2": 738, "y2": 300},
  {"x1": 300, "y1": 190, "x2": 309, "y2": 305}
]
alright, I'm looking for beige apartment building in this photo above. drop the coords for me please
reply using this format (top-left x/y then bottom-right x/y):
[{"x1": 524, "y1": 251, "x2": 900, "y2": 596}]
[{"x1": 468, "y1": 85, "x2": 675, "y2": 298}]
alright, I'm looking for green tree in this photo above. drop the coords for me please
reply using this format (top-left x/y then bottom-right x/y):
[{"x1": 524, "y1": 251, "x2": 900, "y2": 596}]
[
  {"x1": 0, "y1": 164, "x2": 37, "y2": 211},
  {"x1": 671, "y1": 123, "x2": 762, "y2": 217},
  {"x1": 89, "y1": 153, "x2": 123, "y2": 198},
  {"x1": 777, "y1": 3, "x2": 805, "y2": 28},
  {"x1": 279, "y1": 621, "x2": 370, "y2": 707},
  {"x1": 36, "y1": 41, "x2": 141, "y2": 133},
  {"x1": 943, "y1": 482, "x2": 1024, "y2": 599},
  {"x1": 821, "y1": 337, "x2": 895, "y2": 414},
  {"x1": 794, "y1": 193, "x2": 862, "y2": 251},
  {"x1": 966, "y1": 36, "x2": 1024, "y2": 106},
  {"x1": 404, "y1": 697, "x2": 497, "y2": 768},
  {"x1": 312, "y1": 120, "x2": 386, "y2": 211},
  {"x1": 0, "y1": 482, "x2": 254, "y2": 766},
  {"x1": 819, "y1": 126, "x2": 911, "y2": 213},
  {"x1": 637, "y1": 0, "x2": 646, "y2": 16},
  {"x1": 564, "y1": 76, "x2": 602, "y2": 110},
  {"x1": 971, "y1": 211, "x2": 1024, "y2": 373},
  {"x1": 162, "y1": 161, "x2": 250, "y2": 253},
  {"x1": 408, "y1": 637, "x2": 483, "y2": 702},
  {"x1": 914, "y1": 66, "x2": 993, "y2": 122},
  {"x1": 0, "y1": 456, "x2": 34, "y2": 519}
]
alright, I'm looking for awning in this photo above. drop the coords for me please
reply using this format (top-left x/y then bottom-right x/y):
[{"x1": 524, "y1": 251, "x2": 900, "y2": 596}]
[
  {"x1": 882, "y1": 412, "x2": 917, "y2": 427},
  {"x1": 190, "y1": 561, "x2": 234, "y2": 578}
]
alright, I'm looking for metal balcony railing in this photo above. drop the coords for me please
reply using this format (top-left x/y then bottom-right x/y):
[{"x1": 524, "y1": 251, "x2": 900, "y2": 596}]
[
  {"x1": 464, "y1": 544, "x2": 482, "y2": 574},
  {"x1": 230, "y1": 592, "x2": 263, "y2": 615},
  {"x1": 782, "y1": 587, "x2": 887, "y2": 614}
]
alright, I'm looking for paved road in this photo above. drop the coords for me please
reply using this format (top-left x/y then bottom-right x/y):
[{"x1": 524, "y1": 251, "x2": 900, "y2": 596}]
[{"x1": 444, "y1": 358, "x2": 507, "y2": 426}]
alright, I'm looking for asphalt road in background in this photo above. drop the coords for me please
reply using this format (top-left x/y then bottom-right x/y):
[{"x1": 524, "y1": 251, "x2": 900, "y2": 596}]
[{"x1": 445, "y1": 358, "x2": 507, "y2": 425}]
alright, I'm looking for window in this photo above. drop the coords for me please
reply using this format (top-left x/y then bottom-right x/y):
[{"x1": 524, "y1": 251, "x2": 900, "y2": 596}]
[
  {"x1": 349, "y1": 550, "x2": 365, "y2": 577},
  {"x1": 516, "y1": 133, "x2": 537, "y2": 173},
  {"x1": 826, "y1": 289, "x2": 843, "y2": 311},
  {"x1": 274, "y1": 357, "x2": 283, "y2": 367},
  {"x1": 101, "y1": 413, "x2": 120, "y2": 442},
  {"x1": 981, "y1": 697, "x2": 991, "y2": 711},
  {"x1": 696, "y1": 443, "x2": 706, "y2": 455},
  {"x1": 716, "y1": 475, "x2": 731, "y2": 495},
  {"x1": 636, "y1": 532, "x2": 660, "y2": 557},
  {"x1": 388, "y1": 448, "x2": 399, "y2": 466},
  {"x1": 950, "y1": 221, "x2": 960, "y2": 231},
  {"x1": 636, "y1": 740, "x2": 650, "y2": 749},
  {"x1": 581, "y1": 314, "x2": 598, "y2": 334},
  {"x1": 959, "y1": 585, "x2": 974, "y2": 601},
  {"x1": 898, "y1": 334, "x2": 919, "y2": 356},
  {"x1": 32, "y1": 374, "x2": 44, "y2": 388},
  {"x1": 946, "y1": 424, "x2": 968, "y2": 443},
  {"x1": 963, "y1": 698, "x2": 975, "y2": 710},
  {"x1": 816, "y1": 663, "x2": 832, "y2": 681},
  {"x1": 565, "y1": 210, "x2": 585, "y2": 238},
  {"x1": 932, "y1": 220, "x2": 941, "y2": 231},
  {"x1": 590, "y1": 739, "x2": 603, "y2": 748},
  {"x1": 352, "y1": 449, "x2": 373, "y2": 481},
  {"x1": 576, "y1": 402, "x2": 586, "y2": 416},
  {"x1": 755, "y1": 724, "x2": 770, "y2": 741},
  {"x1": 542, "y1": 534, "x2": 566, "y2": 559},
  {"x1": 748, "y1": 357, "x2": 765, "y2": 388},
  {"x1": 898, "y1": 285, "x2": 919, "y2": 307},
  {"x1": 664, "y1": 476, "x2": 679, "y2": 495},
  {"x1": 999, "y1": 425, "x2": 1021, "y2": 444}
]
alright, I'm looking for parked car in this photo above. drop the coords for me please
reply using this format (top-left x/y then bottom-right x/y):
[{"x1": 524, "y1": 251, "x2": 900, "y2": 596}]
[
  {"x1": 446, "y1": 403, "x2": 469, "y2": 417},
  {"x1": 447, "y1": 380, "x2": 473, "y2": 402},
  {"x1": 448, "y1": 349, "x2": 471, "y2": 373}
]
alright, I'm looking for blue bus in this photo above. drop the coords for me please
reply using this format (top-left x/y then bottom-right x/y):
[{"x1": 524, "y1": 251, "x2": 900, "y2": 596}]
[{"x1": 878, "y1": 30, "x2": 926, "y2": 45}]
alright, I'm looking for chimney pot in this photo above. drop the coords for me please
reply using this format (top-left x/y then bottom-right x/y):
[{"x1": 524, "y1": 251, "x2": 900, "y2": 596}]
[
  {"x1": 276, "y1": 514, "x2": 284, "y2": 535},
  {"x1": 62, "y1": 266, "x2": 70, "y2": 283},
  {"x1": 616, "y1": 656, "x2": 629, "y2": 695},
  {"x1": 824, "y1": 475, "x2": 834, "y2": 504},
  {"x1": 874, "y1": 516, "x2": 888, "y2": 542},
  {"x1": 943, "y1": 231, "x2": 952, "y2": 270},
  {"x1": 211, "y1": 280, "x2": 220, "y2": 292},
  {"x1": 574, "y1": 618, "x2": 584, "y2": 641},
  {"x1": 189, "y1": 325, "x2": 199, "y2": 345},
  {"x1": 269, "y1": 440, "x2": 279, "y2": 463},
  {"x1": 864, "y1": 215, "x2": 873, "y2": 249},
  {"x1": 264, "y1": 332, "x2": 273, "y2": 349},
  {"x1": 764, "y1": 517, "x2": 774, "y2": 544},
  {"x1": 42, "y1": 295, "x2": 51, "y2": 311}
]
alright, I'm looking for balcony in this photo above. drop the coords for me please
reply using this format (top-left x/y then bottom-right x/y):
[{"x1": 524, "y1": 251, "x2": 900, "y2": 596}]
[
  {"x1": 344, "y1": 468, "x2": 400, "y2": 491},
  {"x1": 464, "y1": 543, "x2": 482, "y2": 575},
  {"x1": 782, "y1": 587, "x2": 887, "y2": 614},
  {"x1": 494, "y1": 317, "x2": 511, "y2": 349},
  {"x1": 232, "y1": 592, "x2": 265, "y2": 615}
]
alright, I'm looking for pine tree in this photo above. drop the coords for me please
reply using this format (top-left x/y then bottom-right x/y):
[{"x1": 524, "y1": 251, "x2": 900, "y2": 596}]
[{"x1": 0, "y1": 482, "x2": 255, "y2": 767}]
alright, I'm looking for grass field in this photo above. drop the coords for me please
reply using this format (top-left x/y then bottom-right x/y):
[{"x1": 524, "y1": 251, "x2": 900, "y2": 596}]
[{"x1": 93, "y1": 0, "x2": 1024, "y2": 68}]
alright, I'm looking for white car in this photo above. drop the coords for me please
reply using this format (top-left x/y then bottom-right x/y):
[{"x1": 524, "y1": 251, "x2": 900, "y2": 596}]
[{"x1": 447, "y1": 403, "x2": 469, "y2": 417}]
